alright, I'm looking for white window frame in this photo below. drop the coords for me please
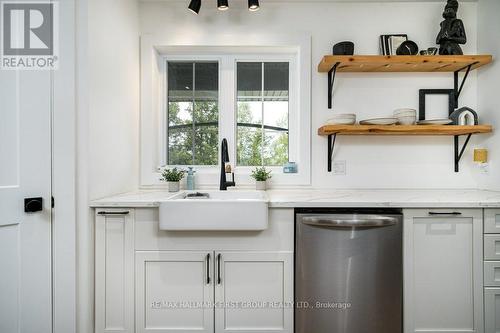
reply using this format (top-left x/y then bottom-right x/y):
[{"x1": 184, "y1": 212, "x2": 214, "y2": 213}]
[
  {"x1": 140, "y1": 35, "x2": 311, "y2": 187},
  {"x1": 161, "y1": 55, "x2": 223, "y2": 169}
]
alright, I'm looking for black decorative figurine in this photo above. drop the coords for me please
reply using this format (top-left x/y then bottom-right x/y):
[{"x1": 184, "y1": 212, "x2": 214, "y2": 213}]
[{"x1": 436, "y1": 0, "x2": 466, "y2": 55}]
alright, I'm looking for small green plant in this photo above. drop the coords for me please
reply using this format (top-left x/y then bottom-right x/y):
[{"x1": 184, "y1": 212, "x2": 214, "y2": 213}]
[
  {"x1": 251, "y1": 167, "x2": 272, "y2": 181},
  {"x1": 161, "y1": 167, "x2": 185, "y2": 182}
]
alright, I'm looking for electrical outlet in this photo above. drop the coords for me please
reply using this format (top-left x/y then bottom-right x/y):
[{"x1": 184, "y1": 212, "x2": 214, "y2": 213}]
[
  {"x1": 332, "y1": 160, "x2": 346, "y2": 175},
  {"x1": 479, "y1": 162, "x2": 489, "y2": 174}
]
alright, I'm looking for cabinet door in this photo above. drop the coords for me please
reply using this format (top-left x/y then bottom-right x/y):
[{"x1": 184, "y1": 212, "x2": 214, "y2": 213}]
[
  {"x1": 485, "y1": 288, "x2": 500, "y2": 333},
  {"x1": 214, "y1": 252, "x2": 293, "y2": 333},
  {"x1": 403, "y1": 209, "x2": 483, "y2": 333},
  {"x1": 485, "y1": 209, "x2": 500, "y2": 234},
  {"x1": 485, "y1": 235, "x2": 500, "y2": 261},
  {"x1": 135, "y1": 251, "x2": 214, "y2": 333},
  {"x1": 95, "y1": 209, "x2": 135, "y2": 333}
]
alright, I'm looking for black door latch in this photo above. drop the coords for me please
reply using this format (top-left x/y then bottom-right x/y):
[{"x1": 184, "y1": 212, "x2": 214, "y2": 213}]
[{"x1": 24, "y1": 197, "x2": 43, "y2": 213}]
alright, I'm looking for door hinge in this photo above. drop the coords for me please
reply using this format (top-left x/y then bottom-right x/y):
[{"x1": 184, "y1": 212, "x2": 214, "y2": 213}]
[{"x1": 51, "y1": 196, "x2": 55, "y2": 208}]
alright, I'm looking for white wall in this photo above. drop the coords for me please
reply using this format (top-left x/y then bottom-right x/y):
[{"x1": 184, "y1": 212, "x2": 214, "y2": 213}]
[
  {"x1": 139, "y1": 0, "x2": 483, "y2": 189},
  {"x1": 477, "y1": 0, "x2": 500, "y2": 190},
  {"x1": 76, "y1": 0, "x2": 140, "y2": 332}
]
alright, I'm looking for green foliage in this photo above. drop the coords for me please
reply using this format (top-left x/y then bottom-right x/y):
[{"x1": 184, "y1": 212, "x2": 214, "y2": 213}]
[
  {"x1": 251, "y1": 167, "x2": 272, "y2": 181},
  {"x1": 167, "y1": 100, "x2": 288, "y2": 167},
  {"x1": 160, "y1": 167, "x2": 185, "y2": 182},
  {"x1": 168, "y1": 101, "x2": 218, "y2": 166},
  {"x1": 237, "y1": 102, "x2": 289, "y2": 167}
]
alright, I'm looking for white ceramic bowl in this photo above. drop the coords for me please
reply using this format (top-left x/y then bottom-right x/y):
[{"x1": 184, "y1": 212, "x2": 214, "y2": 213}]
[
  {"x1": 326, "y1": 118, "x2": 356, "y2": 125},
  {"x1": 394, "y1": 108, "x2": 417, "y2": 117},
  {"x1": 396, "y1": 115, "x2": 417, "y2": 125},
  {"x1": 327, "y1": 114, "x2": 356, "y2": 125}
]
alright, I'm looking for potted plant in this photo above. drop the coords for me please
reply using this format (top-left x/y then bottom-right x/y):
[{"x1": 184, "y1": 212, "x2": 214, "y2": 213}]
[
  {"x1": 160, "y1": 167, "x2": 185, "y2": 192},
  {"x1": 251, "y1": 167, "x2": 272, "y2": 190}
]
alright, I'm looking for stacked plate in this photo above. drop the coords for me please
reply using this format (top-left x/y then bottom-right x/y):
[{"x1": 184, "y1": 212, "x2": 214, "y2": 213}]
[
  {"x1": 394, "y1": 108, "x2": 417, "y2": 125},
  {"x1": 359, "y1": 118, "x2": 398, "y2": 125},
  {"x1": 326, "y1": 114, "x2": 356, "y2": 125}
]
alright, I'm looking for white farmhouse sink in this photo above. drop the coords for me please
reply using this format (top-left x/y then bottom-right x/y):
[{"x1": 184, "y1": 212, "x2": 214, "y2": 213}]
[{"x1": 159, "y1": 191, "x2": 269, "y2": 231}]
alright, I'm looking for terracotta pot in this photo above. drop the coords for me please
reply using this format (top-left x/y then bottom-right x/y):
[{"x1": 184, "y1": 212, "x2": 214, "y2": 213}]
[
  {"x1": 255, "y1": 181, "x2": 267, "y2": 191},
  {"x1": 167, "y1": 181, "x2": 180, "y2": 192}
]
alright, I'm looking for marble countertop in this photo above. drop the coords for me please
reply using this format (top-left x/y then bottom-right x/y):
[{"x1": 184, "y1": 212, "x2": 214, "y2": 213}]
[{"x1": 90, "y1": 189, "x2": 500, "y2": 208}]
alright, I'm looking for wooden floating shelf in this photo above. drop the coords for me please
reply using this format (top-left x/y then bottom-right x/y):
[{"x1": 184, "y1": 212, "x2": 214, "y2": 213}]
[
  {"x1": 318, "y1": 125, "x2": 493, "y2": 136},
  {"x1": 320, "y1": 125, "x2": 493, "y2": 173},
  {"x1": 318, "y1": 55, "x2": 493, "y2": 73}
]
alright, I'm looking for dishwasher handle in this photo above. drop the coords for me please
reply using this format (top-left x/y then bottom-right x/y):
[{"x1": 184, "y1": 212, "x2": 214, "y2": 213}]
[{"x1": 300, "y1": 215, "x2": 398, "y2": 228}]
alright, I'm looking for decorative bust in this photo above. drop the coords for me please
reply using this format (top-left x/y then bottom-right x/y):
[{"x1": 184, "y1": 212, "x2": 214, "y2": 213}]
[{"x1": 436, "y1": 0, "x2": 467, "y2": 55}]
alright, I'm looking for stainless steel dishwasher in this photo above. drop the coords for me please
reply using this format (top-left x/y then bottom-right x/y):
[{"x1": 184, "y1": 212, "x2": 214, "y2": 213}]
[{"x1": 295, "y1": 208, "x2": 403, "y2": 333}]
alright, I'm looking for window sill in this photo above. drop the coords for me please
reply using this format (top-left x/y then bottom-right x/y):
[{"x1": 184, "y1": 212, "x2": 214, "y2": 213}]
[{"x1": 152, "y1": 166, "x2": 310, "y2": 188}]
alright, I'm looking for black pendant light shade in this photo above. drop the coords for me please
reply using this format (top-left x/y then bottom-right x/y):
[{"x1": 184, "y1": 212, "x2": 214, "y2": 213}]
[
  {"x1": 218, "y1": 0, "x2": 229, "y2": 10},
  {"x1": 188, "y1": 0, "x2": 201, "y2": 14},
  {"x1": 248, "y1": 0, "x2": 259, "y2": 11}
]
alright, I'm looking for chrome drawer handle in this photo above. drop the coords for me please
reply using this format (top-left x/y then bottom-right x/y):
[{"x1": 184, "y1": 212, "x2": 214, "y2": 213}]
[
  {"x1": 428, "y1": 212, "x2": 462, "y2": 216},
  {"x1": 97, "y1": 211, "x2": 129, "y2": 215}
]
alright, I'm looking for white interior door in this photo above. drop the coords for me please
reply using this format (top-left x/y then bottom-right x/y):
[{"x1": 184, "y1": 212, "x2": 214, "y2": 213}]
[{"x1": 0, "y1": 69, "x2": 52, "y2": 332}]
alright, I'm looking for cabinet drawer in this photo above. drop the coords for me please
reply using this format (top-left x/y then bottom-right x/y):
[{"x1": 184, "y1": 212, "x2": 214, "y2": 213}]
[
  {"x1": 485, "y1": 209, "x2": 500, "y2": 234},
  {"x1": 484, "y1": 262, "x2": 500, "y2": 287},
  {"x1": 485, "y1": 235, "x2": 500, "y2": 260},
  {"x1": 484, "y1": 288, "x2": 500, "y2": 333}
]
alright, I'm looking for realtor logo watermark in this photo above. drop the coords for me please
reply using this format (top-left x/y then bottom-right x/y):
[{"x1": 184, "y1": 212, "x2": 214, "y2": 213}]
[{"x1": 1, "y1": 1, "x2": 58, "y2": 70}]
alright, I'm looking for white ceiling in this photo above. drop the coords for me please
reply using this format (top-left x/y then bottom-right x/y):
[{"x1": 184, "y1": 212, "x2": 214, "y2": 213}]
[{"x1": 140, "y1": 0, "x2": 477, "y2": 3}]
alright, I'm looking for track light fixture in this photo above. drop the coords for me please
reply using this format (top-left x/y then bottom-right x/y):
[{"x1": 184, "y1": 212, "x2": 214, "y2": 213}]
[
  {"x1": 218, "y1": 0, "x2": 229, "y2": 10},
  {"x1": 248, "y1": 0, "x2": 259, "y2": 11},
  {"x1": 188, "y1": 0, "x2": 201, "y2": 14},
  {"x1": 188, "y1": 0, "x2": 260, "y2": 14}
]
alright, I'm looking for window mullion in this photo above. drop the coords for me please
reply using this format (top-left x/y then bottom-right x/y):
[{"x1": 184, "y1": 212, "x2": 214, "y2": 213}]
[
  {"x1": 261, "y1": 62, "x2": 265, "y2": 166},
  {"x1": 192, "y1": 62, "x2": 196, "y2": 166},
  {"x1": 219, "y1": 56, "x2": 236, "y2": 168}
]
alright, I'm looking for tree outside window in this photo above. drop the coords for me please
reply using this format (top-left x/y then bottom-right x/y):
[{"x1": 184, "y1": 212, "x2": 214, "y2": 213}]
[
  {"x1": 167, "y1": 62, "x2": 219, "y2": 165},
  {"x1": 237, "y1": 62, "x2": 289, "y2": 167},
  {"x1": 166, "y1": 60, "x2": 289, "y2": 167}
]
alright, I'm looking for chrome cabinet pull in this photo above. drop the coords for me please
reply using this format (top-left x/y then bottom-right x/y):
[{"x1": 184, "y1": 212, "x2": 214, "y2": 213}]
[
  {"x1": 206, "y1": 253, "x2": 211, "y2": 285},
  {"x1": 217, "y1": 253, "x2": 222, "y2": 285},
  {"x1": 97, "y1": 211, "x2": 129, "y2": 215}
]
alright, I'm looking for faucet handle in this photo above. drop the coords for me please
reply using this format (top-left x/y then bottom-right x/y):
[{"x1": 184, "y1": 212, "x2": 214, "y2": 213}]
[{"x1": 225, "y1": 164, "x2": 232, "y2": 173}]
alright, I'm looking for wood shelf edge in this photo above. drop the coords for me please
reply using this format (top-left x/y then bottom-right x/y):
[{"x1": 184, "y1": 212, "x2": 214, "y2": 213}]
[
  {"x1": 317, "y1": 125, "x2": 493, "y2": 136},
  {"x1": 317, "y1": 54, "x2": 493, "y2": 73}
]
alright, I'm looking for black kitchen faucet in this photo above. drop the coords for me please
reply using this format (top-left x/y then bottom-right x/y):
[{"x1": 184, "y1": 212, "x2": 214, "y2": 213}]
[{"x1": 220, "y1": 138, "x2": 235, "y2": 190}]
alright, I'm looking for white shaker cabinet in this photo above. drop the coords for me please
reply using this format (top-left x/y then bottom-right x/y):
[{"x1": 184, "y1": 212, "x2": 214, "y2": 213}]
[
  {"x1": 485, "y1": 209, "x2": 500, "y2": 333},
  {"x1": 214, "y1": 252, "x2": 293, "y2": 333},
  {"x1": 485, "y1": 288, "x2": 500, "y2": 333},
  {"x1": 95, "y1": 207, "x2": 295, "y2": 333},
  {"x1": 403, "y1": 209, "x2": 483, "y2": 333},
  {"x1": 135, "y1": 251, "x2": 214, "y2": 333},
  {"x1": 95, "y1": 209, "x2": 135, "y2": 333},
  {"x1": 134, "y1": 251, "x2": 292, "y2": 333}
]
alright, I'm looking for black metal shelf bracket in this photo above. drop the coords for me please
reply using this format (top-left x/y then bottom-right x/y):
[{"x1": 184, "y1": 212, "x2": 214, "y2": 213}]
[
  {"x1": 453, "y1": 63, "x2": 476, "y2": 108},
  {"x1": 327, "y1": 62, "x2": 340, "y2": 109},
  {"x1": 454, "y1": 134, "x2": 472, "y2": 173},
  {"x1": 327, "y1": 134, "x2": 337, "y2": 172}
]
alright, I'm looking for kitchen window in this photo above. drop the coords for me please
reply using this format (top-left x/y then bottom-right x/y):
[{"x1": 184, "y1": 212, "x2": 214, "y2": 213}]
[
  {"x1": 236, "y1": 62, "x2": 289, "y2": 166},
  {"x1": 140, "y1": 38, "x2": 311, "y2": 186},
  {"x1": 167, "y1": 62, "x2": 219, "y2": 166},
  {"x1": 165, "y1": 55, "x2": 293, "y2": 169}
]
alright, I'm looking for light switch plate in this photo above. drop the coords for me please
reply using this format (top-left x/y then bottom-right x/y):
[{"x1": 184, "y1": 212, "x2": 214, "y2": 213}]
[{"x1": 332, "y1": 160, "x2": 346, "y2": 175}]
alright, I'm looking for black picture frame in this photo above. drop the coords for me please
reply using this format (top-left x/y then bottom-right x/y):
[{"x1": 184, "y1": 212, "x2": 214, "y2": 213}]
[
  {"x1": 379, "y1": 34, "x2": 408, "y2": 56},
  {"x1": 418, "y1": 89, "x2": 456, "y2": 121}
]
